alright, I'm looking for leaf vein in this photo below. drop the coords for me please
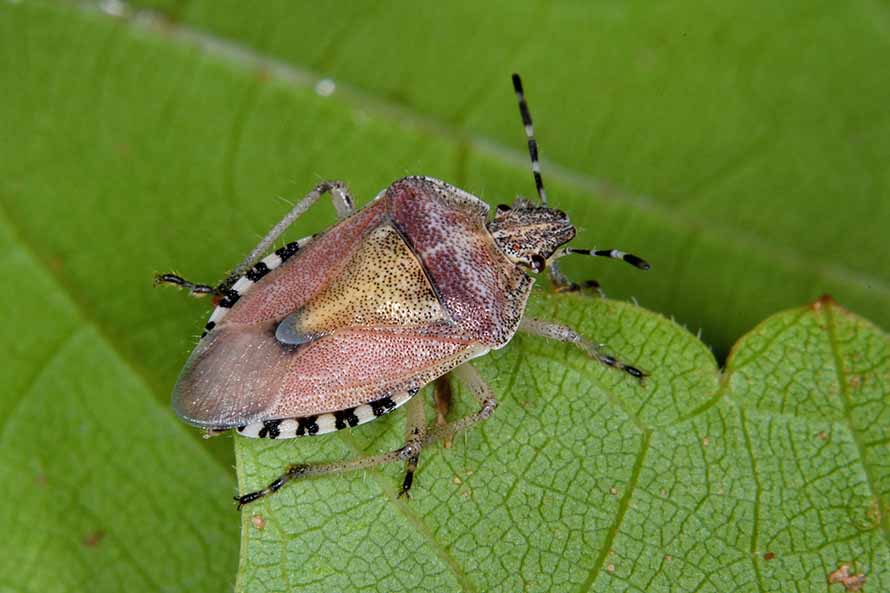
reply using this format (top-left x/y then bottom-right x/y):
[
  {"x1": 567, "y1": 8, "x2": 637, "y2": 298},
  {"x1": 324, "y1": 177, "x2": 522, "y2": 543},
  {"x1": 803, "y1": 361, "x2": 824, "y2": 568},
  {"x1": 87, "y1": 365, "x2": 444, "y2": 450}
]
[
  {"x1": 578, "y1": 428, "x2": 651, "y2": 593},
  {"x1": 824, "y1": 302, "x2": 890, "y2": 544}
]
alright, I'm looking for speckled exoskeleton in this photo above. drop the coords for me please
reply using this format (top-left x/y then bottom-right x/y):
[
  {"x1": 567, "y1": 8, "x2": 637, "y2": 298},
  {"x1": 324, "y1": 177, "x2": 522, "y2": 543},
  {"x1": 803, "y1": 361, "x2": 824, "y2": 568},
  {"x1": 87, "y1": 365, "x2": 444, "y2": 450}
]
[{"x1": 158, "y1": 74, "x2": 650, "y2": 508}]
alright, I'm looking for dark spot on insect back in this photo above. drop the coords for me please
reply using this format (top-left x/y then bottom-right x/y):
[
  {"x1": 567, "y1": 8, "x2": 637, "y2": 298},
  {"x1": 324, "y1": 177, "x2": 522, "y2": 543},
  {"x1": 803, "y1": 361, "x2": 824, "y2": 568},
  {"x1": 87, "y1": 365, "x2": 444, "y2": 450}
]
[
  {"x1": 296, "y1": 416, "x2": 319, "y2": 436},
  {"x1": 246, "y1": 261, "x2": 270, "y2": 282},
  {"x1": 334, "y1": 408, "x2": 360, "y2": 430},
  {"x1": 258, "y1": 419, "x2": 282, "y2": 439},
  {"x1": 370, "y1": 396, "x2": 397, "y2": 417}
]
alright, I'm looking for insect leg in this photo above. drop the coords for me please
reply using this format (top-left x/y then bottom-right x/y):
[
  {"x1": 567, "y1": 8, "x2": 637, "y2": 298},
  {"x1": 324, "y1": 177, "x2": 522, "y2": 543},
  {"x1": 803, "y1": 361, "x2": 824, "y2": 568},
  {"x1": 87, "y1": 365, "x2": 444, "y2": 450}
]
[
  {"x1": 418, "y1": 362, "x2": 499, "y2": 446},
  {"x1": 519, "y1": 318, "x2": 647, "y2": 382},
  {"x1": 377, "y1": 364, "x2": 500, "y2": 498},
  {"x1": 235, "y1": 365, "x2": 499, "y2": 509},
  {"x1": 234, "y1": 447, "x2": 409, "y2": 509},
  {"x1": 398, "y1": 394, "x2": 428, "y2": 499},
  {"x1": 433, "y1": 375, "x2": 454, "y2": 449},
  {"x1": 546, "y1": 262, "x2": 576, "y2": 292},
  {"x1": 157, "y1": 181, "x2": 355, "y2": 298},
  {"x1": 234, "y1": 388, "x2": 424, "y2": 508},
  {"x1": 224, "y1": 180, "x2": 355, "y2": 287},
  {"x1": 551, "y1": 278, "x2": 605, "y2": 297}
]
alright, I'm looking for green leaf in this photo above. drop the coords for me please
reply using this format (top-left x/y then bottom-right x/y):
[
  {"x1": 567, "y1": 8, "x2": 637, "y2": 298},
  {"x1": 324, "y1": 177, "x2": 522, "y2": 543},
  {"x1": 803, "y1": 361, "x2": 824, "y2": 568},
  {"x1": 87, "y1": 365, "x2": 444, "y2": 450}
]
[
  {"x1": 0, "y1": 203, "x2": 238, "y2": 589},
  {"x1": 236, "y1": 295, "x2": 890, "y2": 592},
  {"x1": 2, "y1": 2, "x2": 889, "y2": 592},
  {"x1": 126, "y1": 0, "x2": 890, "y2": 360}
]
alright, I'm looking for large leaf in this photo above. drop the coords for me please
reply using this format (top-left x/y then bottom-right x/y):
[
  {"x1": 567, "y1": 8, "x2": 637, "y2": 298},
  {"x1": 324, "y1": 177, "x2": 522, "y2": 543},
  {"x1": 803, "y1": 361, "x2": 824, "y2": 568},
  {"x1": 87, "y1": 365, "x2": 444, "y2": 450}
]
[
  {"x1": 236, "y1": 295, "x2": 890, "y2": 592},
  {"x1": 126, "y1": 0, "x2": 890, "y2": 360},
  {"x1": 2, "y1": 2, "x2": 888, "y2": 592},
  {"x1": 0, "y1": 217, "x2": 237, "y2": 591}
]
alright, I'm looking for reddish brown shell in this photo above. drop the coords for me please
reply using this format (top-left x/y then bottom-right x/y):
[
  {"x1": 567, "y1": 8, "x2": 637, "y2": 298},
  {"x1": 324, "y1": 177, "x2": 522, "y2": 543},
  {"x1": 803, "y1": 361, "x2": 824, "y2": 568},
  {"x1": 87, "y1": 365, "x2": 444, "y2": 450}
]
[{"x1": 173, "y1": 177, "x2": 533, "y2": 428}]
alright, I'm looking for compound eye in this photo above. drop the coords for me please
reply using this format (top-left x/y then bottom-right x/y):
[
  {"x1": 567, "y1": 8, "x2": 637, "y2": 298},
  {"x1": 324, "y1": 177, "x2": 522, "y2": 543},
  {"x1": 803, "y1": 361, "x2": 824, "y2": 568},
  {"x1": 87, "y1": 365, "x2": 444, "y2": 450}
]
[{"x1": 530, "y1": 254, "x2": 546, "y2": 273}]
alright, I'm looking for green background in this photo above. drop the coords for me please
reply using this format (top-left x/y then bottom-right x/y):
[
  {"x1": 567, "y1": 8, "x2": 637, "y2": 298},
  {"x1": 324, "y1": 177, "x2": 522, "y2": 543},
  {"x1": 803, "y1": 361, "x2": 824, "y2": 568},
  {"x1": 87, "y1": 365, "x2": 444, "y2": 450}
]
[{"x1": 1, "y1": 1, "x2": 888, "y2": 591}]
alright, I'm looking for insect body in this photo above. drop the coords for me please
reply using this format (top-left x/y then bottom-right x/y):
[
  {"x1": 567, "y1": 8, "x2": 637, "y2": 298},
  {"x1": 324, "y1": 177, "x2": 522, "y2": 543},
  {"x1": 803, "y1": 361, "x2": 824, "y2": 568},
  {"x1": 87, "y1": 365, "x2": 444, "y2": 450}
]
[{"x1": 159, "y1": 74, "x2": 649, "y2": 508}]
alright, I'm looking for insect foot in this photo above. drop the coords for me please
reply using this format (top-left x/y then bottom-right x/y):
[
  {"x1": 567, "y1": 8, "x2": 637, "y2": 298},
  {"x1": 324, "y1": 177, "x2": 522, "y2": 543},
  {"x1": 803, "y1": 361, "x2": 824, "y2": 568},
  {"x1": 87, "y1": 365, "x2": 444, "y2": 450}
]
[
  {"x1": 235, "y1": 464, "x2": 310, "y2": 509},
  {"x1": 153, "y1": 273, "x2": 217, "y2": 297},
  {"x1": 397, "y1": 439, "x2": 423, "y2": 500}
]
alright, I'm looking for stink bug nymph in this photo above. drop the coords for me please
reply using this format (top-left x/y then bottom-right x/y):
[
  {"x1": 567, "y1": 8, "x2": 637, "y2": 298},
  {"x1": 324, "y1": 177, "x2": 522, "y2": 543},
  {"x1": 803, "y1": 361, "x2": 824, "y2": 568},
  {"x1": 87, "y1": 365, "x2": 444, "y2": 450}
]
[{"x1": 158, "y1": 74, "x2": 650, "y2": 508}]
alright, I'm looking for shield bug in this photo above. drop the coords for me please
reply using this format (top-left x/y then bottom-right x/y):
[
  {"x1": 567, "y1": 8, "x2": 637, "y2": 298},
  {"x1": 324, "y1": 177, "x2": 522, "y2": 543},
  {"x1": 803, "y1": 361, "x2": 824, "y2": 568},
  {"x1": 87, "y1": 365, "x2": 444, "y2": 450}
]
[{"x1": 158, "y1": 74, "x2": 650, "y2": 508}]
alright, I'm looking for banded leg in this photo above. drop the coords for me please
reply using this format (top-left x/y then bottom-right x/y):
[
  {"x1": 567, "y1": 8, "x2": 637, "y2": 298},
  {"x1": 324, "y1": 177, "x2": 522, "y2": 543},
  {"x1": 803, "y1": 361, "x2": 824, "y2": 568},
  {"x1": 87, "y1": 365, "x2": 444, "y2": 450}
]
[
  {"x1": 421, "y1": 362, "x2": 499, "y2": 445},
  {"x1": 156, "y1": 180, "x2": 355, "y2": 296},
  {"x1": 398, "y1": 394, "x2": 428, "y2": 498},
  {"x1": 235, "y1": 362, "x2": 498, "y2": 509},
  {"x1": 235, "y1": 444, "x2": 414, "y2": 509},
  {"x1": 519, "y1": 318, "x2": 646, "y2": 382}
]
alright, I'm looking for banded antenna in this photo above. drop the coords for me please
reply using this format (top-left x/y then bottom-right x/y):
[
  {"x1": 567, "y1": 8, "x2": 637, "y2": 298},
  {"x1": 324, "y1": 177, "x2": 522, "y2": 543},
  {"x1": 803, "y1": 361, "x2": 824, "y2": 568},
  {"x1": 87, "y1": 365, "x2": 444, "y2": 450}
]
[{"x1": 512, "y1": 73, "x2": 548, "y2": 206}]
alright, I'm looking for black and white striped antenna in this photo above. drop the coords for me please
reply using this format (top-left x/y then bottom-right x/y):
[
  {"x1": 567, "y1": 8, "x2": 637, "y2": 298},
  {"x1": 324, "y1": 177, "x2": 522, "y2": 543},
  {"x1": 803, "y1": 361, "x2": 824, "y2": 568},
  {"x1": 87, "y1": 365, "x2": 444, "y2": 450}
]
[{"x1": 512, "y1": 73, "x2": 548, "y2": 206}]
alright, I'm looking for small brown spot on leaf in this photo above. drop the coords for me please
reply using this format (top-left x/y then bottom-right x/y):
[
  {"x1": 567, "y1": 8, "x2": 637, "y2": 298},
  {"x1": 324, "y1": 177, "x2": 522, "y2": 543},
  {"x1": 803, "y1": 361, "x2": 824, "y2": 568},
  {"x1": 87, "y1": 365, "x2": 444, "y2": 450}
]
[
  {"x1": 848, "y1": 375, "x2": 862, "y2": 389},
  {"x1": 664, "y1": 554, "x2": 672, "y2": 562},
  {"x1": 606, "y1": 563, "x2": 615, "y2": 574},
  {"x1": 763, "y1": 552, "x2": 775, "y2": 561},
  {"x1": 609, "y1": 486, "x2": 619, "y2": 496},
  {"x1": 251, "y1": 515, "x2": 266, "y2": 530},
  {"x1": 452, "y1": 475, "x2": 462, "y2": 485},
  {"x1": 83, "y1": 529, "x2": 105, "y2": 547},
  {"x1": 818, "y1": 431, "x2": 829, "y2": 441},
  {"x1": 828, "y1": 564, "x2": 866, "y2": 591},
  {"x1": 702, "y1": 436, "x2": 711, "y2": 447}
]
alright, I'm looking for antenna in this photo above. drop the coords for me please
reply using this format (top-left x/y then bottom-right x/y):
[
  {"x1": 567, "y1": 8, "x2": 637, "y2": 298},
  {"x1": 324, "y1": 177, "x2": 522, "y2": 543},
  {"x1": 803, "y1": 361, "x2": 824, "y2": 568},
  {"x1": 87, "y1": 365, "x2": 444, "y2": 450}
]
[{"x1": 512, "y1": 73, "x2": 548, "y2": 205}]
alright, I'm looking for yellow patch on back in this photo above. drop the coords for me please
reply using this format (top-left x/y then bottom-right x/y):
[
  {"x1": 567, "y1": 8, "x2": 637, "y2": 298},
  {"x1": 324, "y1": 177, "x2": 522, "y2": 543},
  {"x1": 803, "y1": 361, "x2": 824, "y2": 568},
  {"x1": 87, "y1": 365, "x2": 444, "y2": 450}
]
[{"x1": 278, "y1": 225, "x2": 447, "y2": 343}]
